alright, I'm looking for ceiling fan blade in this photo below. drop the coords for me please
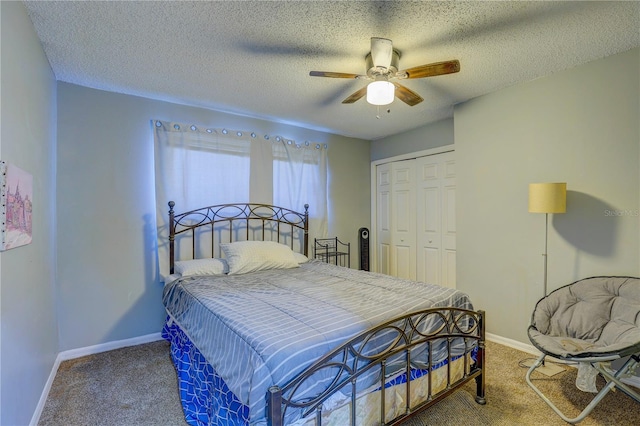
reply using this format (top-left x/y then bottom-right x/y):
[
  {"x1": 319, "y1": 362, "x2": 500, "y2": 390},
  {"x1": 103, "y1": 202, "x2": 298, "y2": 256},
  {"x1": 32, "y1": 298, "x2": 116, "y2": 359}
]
[
  {"x1": 370, "y1": 37, "x2": 393, "y2": 69},
  {"x1": 400, "y1": 60, "x2": 460, "y2": 79},
  {"x1": 342, "y1": 86, "x2": 368, "y2": 104},
  {"x1": 310, "y1": 71, "x2": 361, "y2": 79},
  {"x1": 393, "y1": 82, "x2": 424, "y2": 106}
]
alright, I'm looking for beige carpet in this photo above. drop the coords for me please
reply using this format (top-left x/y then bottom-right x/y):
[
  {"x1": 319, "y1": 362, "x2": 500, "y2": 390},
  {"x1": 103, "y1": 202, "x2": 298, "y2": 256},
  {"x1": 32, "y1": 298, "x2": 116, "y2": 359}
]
[{"x1": 39, "y1": 340, "x2": 639, "y2": 425}]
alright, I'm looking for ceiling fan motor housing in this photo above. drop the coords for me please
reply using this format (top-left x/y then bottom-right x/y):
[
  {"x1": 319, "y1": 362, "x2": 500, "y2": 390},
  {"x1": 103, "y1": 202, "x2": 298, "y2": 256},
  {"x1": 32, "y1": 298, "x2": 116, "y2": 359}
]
[{"x1": 365, "y1": 49, "x2": 400, "y2": 79}]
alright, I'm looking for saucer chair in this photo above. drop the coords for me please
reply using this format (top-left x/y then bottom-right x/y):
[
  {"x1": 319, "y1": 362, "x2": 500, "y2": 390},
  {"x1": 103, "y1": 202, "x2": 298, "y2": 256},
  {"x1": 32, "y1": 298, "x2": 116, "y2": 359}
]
[{"x1": 526, "y1": 276, "x2": 640, "y2": 424}]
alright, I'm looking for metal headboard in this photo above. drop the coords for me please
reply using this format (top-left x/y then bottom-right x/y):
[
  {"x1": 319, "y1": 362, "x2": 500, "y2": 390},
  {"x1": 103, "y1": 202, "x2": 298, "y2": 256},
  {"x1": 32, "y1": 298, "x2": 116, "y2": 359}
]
[{"x1": 168, "y1": 201, "x2": 309, "y2": 274}]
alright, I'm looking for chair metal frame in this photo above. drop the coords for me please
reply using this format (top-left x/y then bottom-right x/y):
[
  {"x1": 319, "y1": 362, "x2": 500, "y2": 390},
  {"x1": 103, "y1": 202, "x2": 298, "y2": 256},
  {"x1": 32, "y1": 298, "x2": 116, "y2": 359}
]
[
  {"x1": 525, "y1": 276, "x2": 640, "y2": 424},
  {"x1": 526, "y1": 352, "x2": 640, "y2": 424}
]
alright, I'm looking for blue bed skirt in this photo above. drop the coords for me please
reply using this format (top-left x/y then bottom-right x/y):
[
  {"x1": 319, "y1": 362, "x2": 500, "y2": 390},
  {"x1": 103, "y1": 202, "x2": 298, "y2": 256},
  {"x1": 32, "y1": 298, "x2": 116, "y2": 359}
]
[
  {"x1": 163, "y1": 318, "x2": 478, "y2": 426},
  {"x1": 162, "y1": 319, "x2": 250, "y2": 426}
]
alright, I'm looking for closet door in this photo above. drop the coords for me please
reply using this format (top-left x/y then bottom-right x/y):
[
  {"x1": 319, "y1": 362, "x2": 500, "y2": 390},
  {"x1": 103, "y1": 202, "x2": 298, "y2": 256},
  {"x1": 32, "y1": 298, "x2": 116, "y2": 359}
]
[
  {"x1": 441, "y1": 153, "x2": 457, "y2": 288},
  {"x1": 375, "y1": 150, "x2": 456, "y2": 288},
  {"x1": 376, "y1": 160, "x2": 416, "y2": 279},
  {"x1": 376, "y1": 162, "x2": 392, "y2": 275},
  {"x1": 415, "y1": 151, "x2": 456, "y2": 288},
  {"x1": 416, "y1": 155, "x2": 441, "y2": 285}
]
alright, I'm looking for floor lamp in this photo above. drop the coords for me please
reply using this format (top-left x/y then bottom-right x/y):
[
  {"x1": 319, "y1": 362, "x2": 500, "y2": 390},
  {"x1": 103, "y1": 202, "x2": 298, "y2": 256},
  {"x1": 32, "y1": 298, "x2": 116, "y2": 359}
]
[
  {"x1": 527, "y1": 182, "x2": 567, "y2": 376},
  {"x1": 528, "y1": 183, "x2": 567, "y2": 297}
]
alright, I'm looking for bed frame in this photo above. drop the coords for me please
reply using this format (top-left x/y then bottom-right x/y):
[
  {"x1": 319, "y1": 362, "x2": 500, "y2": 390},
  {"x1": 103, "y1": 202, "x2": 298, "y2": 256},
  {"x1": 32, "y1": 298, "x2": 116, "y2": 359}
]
[
  {"x1": 168, "y1": 201, "x2": 309, "y2": 274},
  {"x1": 167, "y1": 201, "x2": 486, "y2": 426}
]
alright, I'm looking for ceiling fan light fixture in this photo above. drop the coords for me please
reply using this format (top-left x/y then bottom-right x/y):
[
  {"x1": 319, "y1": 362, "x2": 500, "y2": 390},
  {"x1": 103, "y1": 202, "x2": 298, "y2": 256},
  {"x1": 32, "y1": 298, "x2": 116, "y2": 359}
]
[
  {"x1": 366, "y1": 81, "x2": 394, "y2": 106},
  {"x1": 310, "y1": 37, "x2": 458, "y2": 107}
]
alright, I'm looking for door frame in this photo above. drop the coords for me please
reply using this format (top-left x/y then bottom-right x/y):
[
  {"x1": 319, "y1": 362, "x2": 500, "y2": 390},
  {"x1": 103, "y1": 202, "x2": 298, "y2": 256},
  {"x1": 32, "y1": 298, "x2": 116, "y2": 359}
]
[{"x1": 370, "y1": 145, "x2": 455, "y2": 273}]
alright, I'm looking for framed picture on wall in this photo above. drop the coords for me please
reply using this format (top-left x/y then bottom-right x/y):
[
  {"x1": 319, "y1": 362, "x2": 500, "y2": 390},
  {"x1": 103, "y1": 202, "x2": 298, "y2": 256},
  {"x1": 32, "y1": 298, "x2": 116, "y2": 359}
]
[{"x1": 0, "y1": 161, "x2": 33, "y2": 251}]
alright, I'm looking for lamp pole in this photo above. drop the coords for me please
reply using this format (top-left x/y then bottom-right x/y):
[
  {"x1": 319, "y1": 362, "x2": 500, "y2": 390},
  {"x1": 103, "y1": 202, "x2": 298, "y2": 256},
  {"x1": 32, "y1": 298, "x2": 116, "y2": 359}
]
[
  {"x1": 543, "y1": 212, "x2": 549, "y2": 297},
  {"x1": 528, "y1": 182, "x2": 567, "y2": 298}
]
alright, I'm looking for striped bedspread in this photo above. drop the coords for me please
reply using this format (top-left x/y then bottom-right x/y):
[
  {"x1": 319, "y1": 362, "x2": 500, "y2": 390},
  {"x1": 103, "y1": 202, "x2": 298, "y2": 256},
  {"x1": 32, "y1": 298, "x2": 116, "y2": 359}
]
[{"x1": 162, "y1": 259, "x2": 474, "y2": 424}]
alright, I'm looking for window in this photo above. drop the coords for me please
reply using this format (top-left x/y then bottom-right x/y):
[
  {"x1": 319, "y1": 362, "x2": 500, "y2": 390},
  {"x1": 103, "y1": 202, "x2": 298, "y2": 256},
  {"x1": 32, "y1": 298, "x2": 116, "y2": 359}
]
[{"x1": 153, "y1": 120, "x2": 327, "y2": 280}]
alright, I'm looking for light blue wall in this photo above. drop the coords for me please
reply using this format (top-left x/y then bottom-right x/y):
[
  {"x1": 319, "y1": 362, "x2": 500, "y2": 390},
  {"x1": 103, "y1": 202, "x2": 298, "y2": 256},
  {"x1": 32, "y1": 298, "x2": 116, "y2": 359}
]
[
  {"x1": 56, "y1": 83, "x2": 371, "y2": 351},
  {"x1": 0, "y1": 2, "x2": 58, "y2": 425},
  {"x1": 455, "y1": 48, "x2": 640, "y2": 344},
  {"x1": 370, "y1": 118, "x2": 454, "y2": 161}
]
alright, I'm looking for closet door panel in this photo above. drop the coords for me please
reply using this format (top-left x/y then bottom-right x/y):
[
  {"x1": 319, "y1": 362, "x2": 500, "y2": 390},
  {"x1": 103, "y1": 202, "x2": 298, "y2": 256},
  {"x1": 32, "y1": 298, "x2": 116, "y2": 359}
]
[
  {"x1": 443, "y1": 249, "x2": 456, "y2": 288},
  {"x1": 376, "y1": 163, "x2": 392, "y2": 275},
  {"x1": 416, "y1": 157, "x2": 441, "y2": 284},
  {"x1": 379, "y1": 243, "x2": 391, "y2": 275},
  {"x1": 419, "y1": 246, "x2": 440, "y2": 284},
  {"x1": 417, "y1": 185, "x2": 441, "y2": 283},
  {"x1": 442, "y1": 185, "x2": 456, "y2": 249},
  {"x1": 390, "y1": 160, "x2": 416, "y2": 280},
  {"x1": 441, "y1": 155, "x2": 456, "y2": 288},
  {"x1": 394, "y1": 245, "x2": 414, "y2": 280}
]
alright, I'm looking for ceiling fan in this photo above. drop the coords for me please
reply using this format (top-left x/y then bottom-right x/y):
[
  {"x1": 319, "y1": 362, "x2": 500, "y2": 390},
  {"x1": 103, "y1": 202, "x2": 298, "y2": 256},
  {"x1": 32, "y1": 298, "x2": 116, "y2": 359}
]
[{"x1": 309, "y1": 37, "x2": 460, "y2": 107}]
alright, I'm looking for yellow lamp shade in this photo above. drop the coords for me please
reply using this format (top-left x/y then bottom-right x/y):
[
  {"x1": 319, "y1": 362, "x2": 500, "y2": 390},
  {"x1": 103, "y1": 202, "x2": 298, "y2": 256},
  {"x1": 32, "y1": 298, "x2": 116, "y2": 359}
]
[{"x1": 529, "y1": 183, "x2": 566, "y2": 213}]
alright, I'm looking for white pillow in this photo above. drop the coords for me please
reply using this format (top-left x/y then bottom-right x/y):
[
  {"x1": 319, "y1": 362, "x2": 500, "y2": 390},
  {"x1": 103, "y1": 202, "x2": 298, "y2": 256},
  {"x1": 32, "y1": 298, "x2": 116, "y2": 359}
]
[
  {"x1": 174, "y1": 258, "x2": 229, "y2": 276},
  {"x1": 292, "y1": 251, "x2": 309, "y2": 264},
  {"x1": 220, "y1": 241, "x2": 300, "y2": 275}
]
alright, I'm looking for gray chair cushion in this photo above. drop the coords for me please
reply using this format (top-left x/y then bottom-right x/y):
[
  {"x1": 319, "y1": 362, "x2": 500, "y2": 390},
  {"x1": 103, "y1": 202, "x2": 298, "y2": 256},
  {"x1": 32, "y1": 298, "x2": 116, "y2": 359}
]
[{"x1": 528, "y1": 276, "x2": 640, "y2": 359}]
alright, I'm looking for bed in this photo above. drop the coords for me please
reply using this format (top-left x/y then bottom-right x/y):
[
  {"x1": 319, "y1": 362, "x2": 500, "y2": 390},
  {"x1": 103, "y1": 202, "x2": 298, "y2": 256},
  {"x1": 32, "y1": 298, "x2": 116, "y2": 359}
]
[{"x1": 161, "y1": 202, "x2": 486, "y2": 426}]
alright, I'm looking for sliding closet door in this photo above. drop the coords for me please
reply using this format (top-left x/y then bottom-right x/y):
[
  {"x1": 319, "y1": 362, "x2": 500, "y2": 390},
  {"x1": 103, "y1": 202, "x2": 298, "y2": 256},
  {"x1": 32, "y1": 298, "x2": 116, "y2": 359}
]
[
  {"x1": 416, "y1": 155, "x2": 441, "y2": 285},
  {"x1": 441, "y1": 153, "x2": 457, "y2": 288},
  {"x1": 376, "y1": 162, "x2": 392, "y2": 275},
  {"x1": 415, "y1": 151, "x2": 456, "y2": 288},
  {"x1": 376, "y1": 159, "x2": 416, "y2": 279},
  {"x1": 375, "y1": 150, "x2": 456, "y2": 288}
]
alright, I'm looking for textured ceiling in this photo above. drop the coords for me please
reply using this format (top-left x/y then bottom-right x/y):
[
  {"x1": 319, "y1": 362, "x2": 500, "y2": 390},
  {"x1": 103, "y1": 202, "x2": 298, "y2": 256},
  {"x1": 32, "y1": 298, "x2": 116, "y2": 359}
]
[{"x1": 23, "y1": 1, "x2": 640, "y2": 140}]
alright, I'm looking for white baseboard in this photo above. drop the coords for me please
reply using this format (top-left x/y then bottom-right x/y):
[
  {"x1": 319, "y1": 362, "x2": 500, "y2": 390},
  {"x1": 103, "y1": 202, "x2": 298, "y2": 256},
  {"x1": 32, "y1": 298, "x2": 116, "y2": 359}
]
[
  {"x1": 486, "y1": 332, "x2": 540, "y2": 355},
  {"x1": 57, "y1": 332, "x2": 163, "y2": 361},
  {"x1": 486, "y1": 332, "x2": 580, "y2": 366},
  {"x1": 30, "y1": 332, "x2": 164, "y2": 426},
  {"x1": 30, "y1": 354, "x2": 64, "y2": 426}
]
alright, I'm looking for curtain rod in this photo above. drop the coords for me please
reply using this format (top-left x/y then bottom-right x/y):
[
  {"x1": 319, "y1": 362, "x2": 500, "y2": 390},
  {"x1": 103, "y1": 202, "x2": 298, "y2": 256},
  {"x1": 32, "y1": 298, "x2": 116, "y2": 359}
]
[{"x1": 154, "y1": 120, "x2": 328, "y2": 150}]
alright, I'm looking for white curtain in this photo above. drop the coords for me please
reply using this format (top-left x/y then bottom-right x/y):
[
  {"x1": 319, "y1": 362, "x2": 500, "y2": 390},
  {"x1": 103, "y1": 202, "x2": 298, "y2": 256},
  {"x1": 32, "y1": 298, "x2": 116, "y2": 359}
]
[
  {"x1": 272, "y1": 138, "x2": 328, "y2": 245},
  {"x1": 153, "y1": 120, "x2": 327, "y2": 280}
]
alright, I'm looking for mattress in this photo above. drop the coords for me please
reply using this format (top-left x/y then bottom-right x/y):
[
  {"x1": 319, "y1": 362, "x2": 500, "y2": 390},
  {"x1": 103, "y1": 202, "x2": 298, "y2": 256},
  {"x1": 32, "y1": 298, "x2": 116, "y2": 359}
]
[{"x1": 163, "y1": 260, "x2": 475, "y2": 425}]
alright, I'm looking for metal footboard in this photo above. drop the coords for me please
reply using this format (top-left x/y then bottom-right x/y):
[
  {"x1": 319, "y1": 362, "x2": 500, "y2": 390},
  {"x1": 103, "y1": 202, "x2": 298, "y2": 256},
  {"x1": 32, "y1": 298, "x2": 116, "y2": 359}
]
[{"x1": 267, "y1": 308, "x2": 486, "y2": 426}]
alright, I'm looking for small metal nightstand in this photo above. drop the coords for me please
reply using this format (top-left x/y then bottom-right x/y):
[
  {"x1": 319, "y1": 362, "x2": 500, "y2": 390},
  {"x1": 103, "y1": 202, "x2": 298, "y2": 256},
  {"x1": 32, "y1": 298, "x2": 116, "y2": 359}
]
[{"x1": 314, "y1": 237, "x2": 350, "y2": 268}]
